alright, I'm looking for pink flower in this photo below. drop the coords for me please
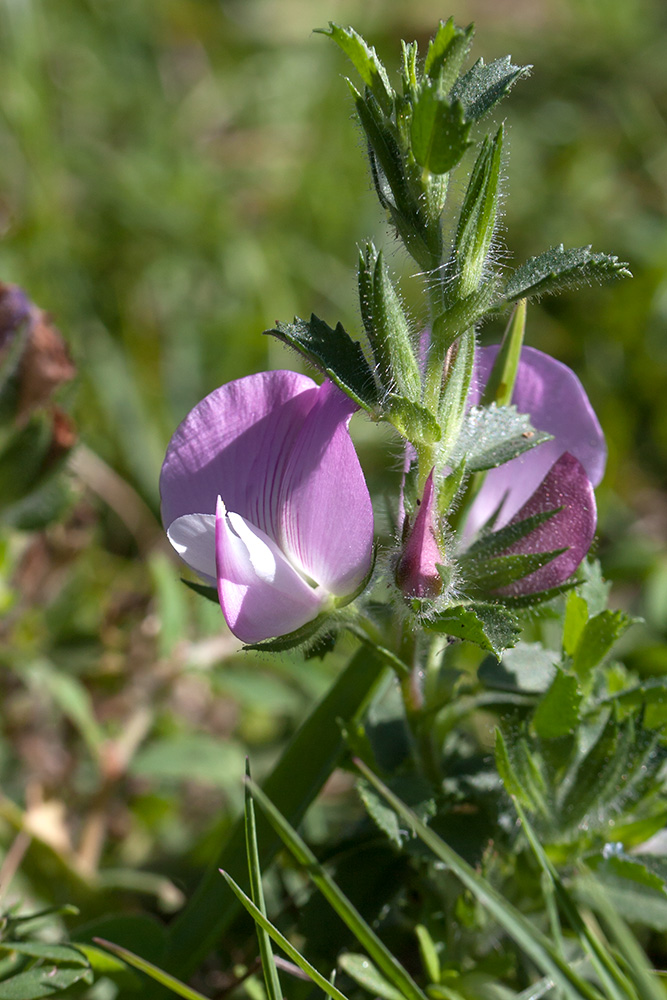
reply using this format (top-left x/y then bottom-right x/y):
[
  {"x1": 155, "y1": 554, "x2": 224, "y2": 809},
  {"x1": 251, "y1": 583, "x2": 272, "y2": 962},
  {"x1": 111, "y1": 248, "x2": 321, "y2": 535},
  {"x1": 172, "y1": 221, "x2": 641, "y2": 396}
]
[
  {"x1": 396, "y1": 470, "x2": 444, "y2": 598},
  {"x1": 397, "y1": 346, "x2": 606, "y2": 600},
  {"x1": 160, "y1": 371, "x2": 374, "y2": 643},
  {"x1": 467, "y1": 345, "x2": 606, "y2": 595}
]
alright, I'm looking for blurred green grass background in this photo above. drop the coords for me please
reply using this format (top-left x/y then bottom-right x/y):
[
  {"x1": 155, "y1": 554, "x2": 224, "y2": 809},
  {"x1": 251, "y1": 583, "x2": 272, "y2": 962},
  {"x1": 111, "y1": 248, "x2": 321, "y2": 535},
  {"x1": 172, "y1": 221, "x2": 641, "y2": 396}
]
[{"x1": 0, "y1": 0, "x2": 666, "y2": 955}]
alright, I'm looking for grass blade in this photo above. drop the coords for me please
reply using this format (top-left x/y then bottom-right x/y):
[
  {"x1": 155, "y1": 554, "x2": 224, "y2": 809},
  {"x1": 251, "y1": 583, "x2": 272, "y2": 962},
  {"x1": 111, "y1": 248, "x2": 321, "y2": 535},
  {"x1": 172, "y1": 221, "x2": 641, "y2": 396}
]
[
  {"x1": 248, "y1": 779, "x2": 429, "y2": 1000},
  {"x1": 354, "y1": 759, "x2": 603, "y2": 1000},
  {"x1": 510, "y1": 793, "x2": 637, "y2": 1000},
  {"x1": 245, "y1": 761, "x2": 282, "y2": 1000},
  {"x1": 93, "y1": 939, "x2": 209, "y2": 1000},
  {"x1": 163, "y1": 646, "x2": 385, "y2": 982},
  {"x1": 220, "y1": 870, "x2": 351, "y2": 1000}
]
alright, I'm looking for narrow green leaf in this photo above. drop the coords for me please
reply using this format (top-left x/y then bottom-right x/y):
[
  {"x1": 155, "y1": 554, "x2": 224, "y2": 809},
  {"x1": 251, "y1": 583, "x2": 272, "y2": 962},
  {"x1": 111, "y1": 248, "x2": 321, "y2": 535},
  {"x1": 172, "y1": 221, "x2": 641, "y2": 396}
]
[
  {"x1": 93, "y1": 939, "x2": 209, "y2": 1000},
  {"x1": 245, "y1": 763, "x2": 282, "y2": 1000},
  {"x1": 576, "y1": 876, "x2": 666, "y2": 1000},
  {"x1": 465, "y1": 509, "x2": 560, "y2": 561},
  {"x1": 164, "y1": 647, "x2": 386, "y2": 979},
  {"x1": 452, "y1": 56, "x2": 531, "y2": 119},
  {"x1": 319, "y1": 24, "x2": 394, "y2": 115},
  {"x1": 481, "y1": 299, "x2": 527, "y2": 407},
  {"x1": 372, "y1": 252, "x2": 421, "y2": 400},
  {"x1": 0, "y1": 943, "x2": 87, "y2": 966},
  {"x1": 266, "y1": 314, "x2": 380, "y2": 413},
  {"x1": 463, "y1": 548, "x2": 566, "y2": 592},
  {"x1": 572, "y1": 609, "x2": 636, "y2": 679},
  {"x1": 430, "y1": 280, "x2": 498, "y2": 355},
  {"x1": 512, "y1": 800, "x2": 636, "y2": 1000},
  {"x1": 415, "y1": 925, "x2": 441, "y2": 985},
  {"x1": 0, "y1": 966, "x2": 93, "y2": 999},
  {"x1": 180, "y1": 578, "x2": 218, "y2": 604},
  {"x1": 495, "y1": 729, "x2": 537, "y2": 810},
  {"x1": 563, "y1": 592, "x2": 589, "y2": 658},
  {"x1": 533, "y1": 669, "x2": 582, "y2": 739},
  {"x1": 424, "y1": 603, "x2": 519, "y2": 657},
  {"x1": 338, "y1": 954, "x2": 405, "y2": 1000},
  {"x1": 411, "y1": 87, "x2": 472, "y2": 174},
  {"x1": 354, "y1": 759, "x2": 602, "y2": 1000},
  {"x1": 453, "y1": 125, "x2": 504, "y2": 296},
  {"x1": 448, "y1": 402, "x2": 552, "y2": 472},
  {"x1": 504, "y1": 245, "x2": 632, "y2": 302},
  {"x1": 424, "y1": 19, "x2": 474, "y2": 94},
  {"x1": 220, "y1": 872, "x2": 351, "y2": 1000},
  {"x1": 248, "y1": 780, "x2": 429, "y2": 1000},
  {"x1": 384, "y1": 394, "x2": 440, "y2": 445}
]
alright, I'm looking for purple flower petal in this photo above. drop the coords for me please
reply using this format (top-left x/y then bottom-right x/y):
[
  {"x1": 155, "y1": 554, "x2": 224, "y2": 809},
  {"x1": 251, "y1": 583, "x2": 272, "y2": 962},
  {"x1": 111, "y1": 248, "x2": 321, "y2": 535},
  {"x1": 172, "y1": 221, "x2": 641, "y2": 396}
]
[
  {"x1": 160, "y1": 370, "x2": 319, "y2": 535},
  {"x1": 396, "y1": 470, "x2": 444, "y2": 598},
  {"x1": 215, "y1": 497, "x2": 324, "y2": 643},
  {"x1": 167, "y1": 513, "x2": 216, "y2": 584},
  {"x1": 492, "y1": 452, "x2": 597, "y2": 596},
  {"x1": 277, "y1": 380, "x2": 374, "y2": 596},
  {"x1": 467, "y1": 346, "x2": 606, "y2": 535},
  {"x1": 161, "y1": 370, "x2": 374, "y2": 640}
]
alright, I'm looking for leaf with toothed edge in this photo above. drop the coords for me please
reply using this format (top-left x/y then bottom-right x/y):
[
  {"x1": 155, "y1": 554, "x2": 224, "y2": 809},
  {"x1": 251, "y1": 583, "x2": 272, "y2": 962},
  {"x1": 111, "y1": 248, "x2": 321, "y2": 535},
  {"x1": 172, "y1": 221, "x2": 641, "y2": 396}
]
[
  {"x1": 318, "y1": 23, "x2": 394, "y2": 116},
  {"x1": 504, "y1": 244, "x2": 632, "y2": 302},
  {"x1": 424, "y1": 602, "x2": 520, "y2": 656},
  {"x1": 452, "y1": 56, "x2": 532, "y2": 120},
  {"x1": 449, "y1": 403, "x2": 553, "y2": 472},
  {"x1": 266, "y1": 314, "x2": 380, "y2": 413}
]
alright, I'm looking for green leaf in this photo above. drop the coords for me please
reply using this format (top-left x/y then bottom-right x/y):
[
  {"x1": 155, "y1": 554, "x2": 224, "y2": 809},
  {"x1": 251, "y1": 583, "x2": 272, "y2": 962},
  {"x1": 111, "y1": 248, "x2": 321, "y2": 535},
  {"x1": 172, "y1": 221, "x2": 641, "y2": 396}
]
[
  {"x1": 267, "y1": 314, "x2": 380, "y2": 413},
  {"x1": 415, "y1": 925, "x2": 441, "y2": 986},
  {"x1": 0, "y1": 967, "x2": 93, "y2": 999},
  {"x1": 371, "y1": 251, "x2": 421, "y2": 400},
  {"x1": 384, "y1": 394, "x2": 440, "y2": 445},
  {"x1": 93, "y1": 939, "x2": 210, "y2": 1000},
  {"x1": 504, "y1": 245, "x2": 632, "y2": 302},
  {"x1": 411, "y1": 86, "x2": 472, "y2": 175},
  {"x1": 130, "y1": 734, "x2": 246, "y2": 789},
  {"x1": 452, "y1": 56, "x2": 532, "y2": 120},
  {"x1": 449, "y1": 403, "x2": 552, "y2": 472},
  {"x1": 572, "y1": 609, "x2": 636, "y2": 679},
  {"x1": 533, "y1": 669, "x2": 582, "y2": 739},
  {"x1": 319, "y1": 24, "x2": 393, "y2": 115},
  {"x1": 495, "y1": 729, "x2": 536, "y2": 810},
  {"x1": 481, "y1": 299, "x2": 527, "y2": 407},
  {"x1": 577, "y1": 559, "x2": 612, "y2": 615},
  {"x1": 478, "y1": 642, "x2": 557, "y2": 694},
  {"x1": 563, "y1": 592, "x2": 589, "y2": 658},
  {"x1": 163, "y1": 647, "x2": 386, "y2": 980},
  {"x1": 463, "y1": 549, "x2": 566, "y2": 593},
  {"x1": 512, "y1": 799, "x2": 636, "y2": 1000},
  {"x1": 452, "y1": 126, "x2": 504, "y2": 297},
  {"x1": 0, "y1": 415, "x2": 52, "y2": 509},
  {"x1": 430, "y1": 280, "x2": 499, "y2": 356},
  {"x1": 357, "y1": 780, "x2": 403, "y2": 848},
  {"x1": 424, "y1": 19, "x2": 474, "y2": 94},
  {"x1": 248, "y1": 781, "x2": 429, "y2": 1000},
  {"x1": 338, "y1": 954, "x2": 405, "y2": 1000},
  {"x1": 27, "y1": 661, "x2": 105, "y2": 761},
  {"x1": 244, "y1": 764, "x2": 282, "y2": 1000},
  {"x1": 557, "y1": 714, "x2": 638, "y2": 830},
  {"x1": 464, "y1": 509, "x2": 560, "y2": 561},
  {"x1": 180, "y1": 578, "x2": 218, "y2": 603},
  {"x1": 435, "y1": 328, "x2": 475, "y2": 459},
  {"x1": 0, "y1": 944, "x2": 87, "y2": 966},
  {"x1": 220, "y1": 872, "x2": 351, "y2": 1000},
  {"x1": 424, "y1": 603, "x2": 519, "y2": 657},
  {"x1": 243, "y1": 612, "x2": 333, "y2": 654},
  {"x1": 355, "y1": 759, "x2": 602, "y2": 1000}
]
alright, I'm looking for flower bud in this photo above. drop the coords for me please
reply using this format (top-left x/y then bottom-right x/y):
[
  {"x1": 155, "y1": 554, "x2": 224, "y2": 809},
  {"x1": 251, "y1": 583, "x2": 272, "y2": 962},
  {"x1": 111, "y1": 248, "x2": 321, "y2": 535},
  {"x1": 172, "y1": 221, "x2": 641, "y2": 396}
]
[{"x1": 396, "y1": 470, "x2": 445, "y2": 599}]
